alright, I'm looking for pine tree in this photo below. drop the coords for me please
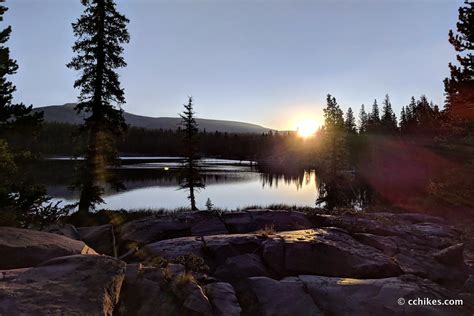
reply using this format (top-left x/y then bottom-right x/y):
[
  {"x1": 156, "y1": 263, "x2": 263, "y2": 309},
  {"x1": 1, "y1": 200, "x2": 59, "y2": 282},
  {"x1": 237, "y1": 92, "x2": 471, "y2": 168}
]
[
  {"x1": 400, "y1": 107, "x2": 408, "y2": 133},
  {"x1": 367, "y1": 99, "x2": 380, "y2": 133},
  {"x1": 318, "y1": 95, "x2": 350, "y2": 210},
  {"x1": 381, "y1": 94, "x2": 397, "y2": 133},
  {"x1": 358, "y1": 104, "x2": 368, "y2": 133},
  {"x1": 0, "y1": 1, "x2": 42, "y2": 137},
  {"x1": 321, "y1": 94, "x2": 346, "y2": 177},
  {"x1": 67, "y1": 0, "x2": 130, "y2": 213},
  {"x1": 344, "y1": 107, "x2": 357, "y2": 134},
  {"x1": 0, "y1": 0, "x2": 49, "y2": 227},
  {"x1": 179, "y1": 97, "x2": 205, "y2": 211},
  {"x1": 405, "y1": 96, "x2": 417, "y2": 132},
  {"x1": 444, "y1": 0, "x2": 474, "y2": 124}
]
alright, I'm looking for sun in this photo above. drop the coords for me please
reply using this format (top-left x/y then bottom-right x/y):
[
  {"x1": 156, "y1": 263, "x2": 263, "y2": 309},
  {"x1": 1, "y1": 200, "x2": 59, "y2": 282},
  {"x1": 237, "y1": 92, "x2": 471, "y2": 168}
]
[{"x1": 297, "y1": 119, "x2": 318, "y2": 138}]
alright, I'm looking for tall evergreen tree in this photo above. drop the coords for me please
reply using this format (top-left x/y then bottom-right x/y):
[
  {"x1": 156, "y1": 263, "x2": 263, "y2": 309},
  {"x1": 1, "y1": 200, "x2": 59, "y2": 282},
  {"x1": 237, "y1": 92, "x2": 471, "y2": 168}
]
[
  {"x1": 381, "y1": 94, "x2": 397, "y2": 133},
  {"x1": 179, "y1": 97, "x2": 205, "y2": 211},
  {"x1": 444, "y1": 0, "x2": 474, "y2": 125},
  {"x1": 317, "y1": 95, "x2": 350, "y2": 210},
  {"x1": 358, "y1": 104, "x2": 368, "y2": 133},
  {"x1": 405, "y1": 96, "x2": 417, "y2": 133},
  {"x1": 344, "y1": 107, "x2": 357, "y2": 134},
  {"x1": 400, "y1": 107, "x2": 408, "y2": 133},
  {"x1": 321, "y1": 94, "x2": 346, "y2": 176},
  {"x1": 367, "y1": 99, "x2": 380, "y2": 133},
  {"x1": 67, "y1": 0, "x2": 130, "y2": 213},
  {"x1": 0, "y1": 0, "x2": 49, "y2": 227},
  {"x1": 0, "y1": 1, "x2": 42, "y2": 137}
]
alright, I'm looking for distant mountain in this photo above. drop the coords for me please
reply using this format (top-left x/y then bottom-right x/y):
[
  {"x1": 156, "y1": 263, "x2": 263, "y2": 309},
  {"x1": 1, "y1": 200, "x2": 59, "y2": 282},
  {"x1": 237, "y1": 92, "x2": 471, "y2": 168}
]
[{"x1": 33, "y1": 104, "x2": 273, "y2": 134}]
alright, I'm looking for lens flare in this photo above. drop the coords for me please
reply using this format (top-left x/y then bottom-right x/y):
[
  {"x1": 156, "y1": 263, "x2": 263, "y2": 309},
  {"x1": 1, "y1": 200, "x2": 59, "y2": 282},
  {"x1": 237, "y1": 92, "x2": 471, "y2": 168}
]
[{"x1": 297, "y1": 119, "x2": 318, "y2": 138}]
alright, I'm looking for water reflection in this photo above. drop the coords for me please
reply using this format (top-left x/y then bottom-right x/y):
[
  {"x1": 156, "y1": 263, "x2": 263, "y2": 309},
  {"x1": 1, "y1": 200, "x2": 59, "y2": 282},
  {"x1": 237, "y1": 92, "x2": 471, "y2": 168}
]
[{"x1": 32, "y1": 158, "x2": 370, "y2": 210}]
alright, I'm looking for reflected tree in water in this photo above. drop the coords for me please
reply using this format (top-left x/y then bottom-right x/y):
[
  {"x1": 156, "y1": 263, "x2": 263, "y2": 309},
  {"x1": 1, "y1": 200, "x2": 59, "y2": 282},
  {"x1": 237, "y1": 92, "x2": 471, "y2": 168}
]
[
  {"x1": 67, "y1": 0, "x2": 130, "y2": 214},
  {"x1": 179, "y1": 97, "x2": 205, "y2": 211}
]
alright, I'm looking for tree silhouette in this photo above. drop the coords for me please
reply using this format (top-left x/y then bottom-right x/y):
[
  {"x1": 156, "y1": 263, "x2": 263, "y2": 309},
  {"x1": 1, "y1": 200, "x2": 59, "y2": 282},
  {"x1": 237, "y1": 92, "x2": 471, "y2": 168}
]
[
  {"x1": 179, "y1": 97, "x2": 205, "y2": 211},
  {"x1": 0, "y1": 0, "x2": 47, "y2": 226},
  {"x1": 380, "y1": 94, "x2": 397, "y2": 133},
  {"x1": 0, "y1": 1, "x2": 42, "y2": 137},
  {"x1": 344, "y1": 107, "x2": 357, "y2": 134},
  {"x1": 67, "y1": 0, "x2": 129, "y2": 214},
  {"x1": 367, "y1": 99, "x2": 380, "y2": 133},
  {"x1": 444, "y1": 0, "x2": 474, "y2": 126},
  {"x1": 400, "y1": 107, "x2": 408, "y2": 133},
  {"x1": 317, "y1": 95, "x2": 349, "y2": 210},
  {"x1": 358, "y1": 104, "x2": 368, "y2": 133}
]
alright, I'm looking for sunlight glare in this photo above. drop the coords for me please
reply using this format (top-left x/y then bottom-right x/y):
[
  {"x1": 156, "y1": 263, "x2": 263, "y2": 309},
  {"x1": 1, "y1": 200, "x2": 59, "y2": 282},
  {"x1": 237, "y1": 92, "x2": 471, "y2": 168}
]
[{"x1": 297, "y1": 119, "x2": 318, "y2": 138}]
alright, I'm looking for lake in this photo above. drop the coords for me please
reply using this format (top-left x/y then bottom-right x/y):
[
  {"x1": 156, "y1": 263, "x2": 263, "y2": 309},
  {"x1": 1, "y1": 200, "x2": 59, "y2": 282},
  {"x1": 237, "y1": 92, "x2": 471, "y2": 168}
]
[{"x1": 38, "y1": 157, "x2": 321, "y2": 210}]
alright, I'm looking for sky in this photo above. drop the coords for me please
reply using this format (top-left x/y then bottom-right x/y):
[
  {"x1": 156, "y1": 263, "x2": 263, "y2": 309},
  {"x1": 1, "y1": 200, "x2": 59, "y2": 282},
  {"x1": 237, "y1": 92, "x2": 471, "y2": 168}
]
[{"x1": 5, "y1": 0, "x2": 461, "y2": 130}]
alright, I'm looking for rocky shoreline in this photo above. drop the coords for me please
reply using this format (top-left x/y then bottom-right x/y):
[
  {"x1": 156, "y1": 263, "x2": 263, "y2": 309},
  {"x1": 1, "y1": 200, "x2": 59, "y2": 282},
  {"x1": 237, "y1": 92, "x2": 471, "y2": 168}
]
[{"x1": 1, "y1": 209, "x2": 473, "y2": 315}]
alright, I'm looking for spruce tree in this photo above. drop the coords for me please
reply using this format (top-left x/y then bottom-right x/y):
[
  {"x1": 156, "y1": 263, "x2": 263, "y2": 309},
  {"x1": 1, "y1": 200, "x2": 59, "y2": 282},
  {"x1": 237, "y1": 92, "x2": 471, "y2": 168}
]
[
  {"x1": 318, "y1": 95, "x2": 349, "y2": 210},
  {"x1": 0, "y1": 1, "x2": 42, "y2": 136},
  {"x1": 381, "y1": 94, "x2": 397, "y2": 133},
  {"x1": 358, "y1": 104, "x2": 368, "y2": 133},
  {"x1": 0, "y1": 0, "x2": 50, "y2": 227},
  {"x1": 444, "y1": 0, "x2": 474, "y2": 125},
  {"x1": 321, "y1": 94, "x2": 346, "y2": 176},
  {"x1": 367, "y1": 99, "x2": 380, "y2": 133},
  {"x1": 344, "y1": 107, "x2": 357, "y2": 134},
  {"x1": 400, "y1": 107, "x2": 408, "y2": 133},
  {"x1": 67, "y1": 0, "x2": 129, "y2": 213},
  {"x1": 179, "y1": 97, "x2": 205, "y2": 211}
]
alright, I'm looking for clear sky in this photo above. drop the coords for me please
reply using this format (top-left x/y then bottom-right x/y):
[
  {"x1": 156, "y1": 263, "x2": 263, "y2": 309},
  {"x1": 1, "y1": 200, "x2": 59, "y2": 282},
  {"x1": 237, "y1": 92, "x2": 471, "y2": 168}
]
[{"x1": 5, "y1": 0, "x2": 460, "y2": 130}]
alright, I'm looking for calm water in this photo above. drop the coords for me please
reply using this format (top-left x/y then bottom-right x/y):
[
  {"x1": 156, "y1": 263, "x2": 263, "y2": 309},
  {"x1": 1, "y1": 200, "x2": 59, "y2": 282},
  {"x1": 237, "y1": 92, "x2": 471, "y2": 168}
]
[{"x1": 39, "y1": 157, "x2": 320, "y2": 210}]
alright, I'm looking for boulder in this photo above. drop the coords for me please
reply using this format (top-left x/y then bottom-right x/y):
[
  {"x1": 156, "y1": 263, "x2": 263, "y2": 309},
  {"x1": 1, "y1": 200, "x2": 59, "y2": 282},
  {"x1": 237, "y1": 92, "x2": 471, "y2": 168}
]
[
  {"x1": 298, "y1": 274, "x2": 467, "y2": 316},
  {"x1": 309, "y1": 213, "x2": 459, "y2": 249},
  {"x1": 117, "y1": 212, "x2": 230, "y2": 255},
  {"x1": 139, "y1": 233, "x2": 264, "y2": 267},
  {"x1": 0, "y1": 255, "x2": 125, "y2": 315},
  {"x1": 309, "y1": 213, "x2": 399, "y2": 236},
  {"x1": 465, "y1": 275, "x2": 474, "y2": 293},
  {"x1": 434, "y1": 243, "x2": 465, "y2": 266},
  {"x1": 353, "y1": 233, "x2": 398, "y2": 256},
  {"x1": 0, "y1": 227, "x2": 96, "y2": 269},
  {"x1": 222, "y1": 210, "x2": 313, "y2": 233},
  {"x1": 375, "y1": 212, "x2": 445, "y2": 224},
  {"x1": 246, "y1": 276, "x2": 323, "y2": 316},
  {"x1": 263, "y1": 229, "x2": 401, "y2": 278},
  {"x1": 214, "y1": 254, "x2": 269, "y2": 282},
  {"x1": 191, "y1": 217, "x2": 228, "y2": 236},
  {"x1": 179, "y1": 281, "x2": 213, "y2": 315},
  {"x1": 205, "y1": 282, "x2": 241, "y2": 316},
  {"x1": 78, "y1": 224, "x2": 117, "y2": 257},
  {"x1": 221, "y1": 211, "x2": 254, "y2": 233},
  {"x1": 393, "y1": 238, "x2": 468, "y2": 285},
  {"x1": 116, "y1": 265, "x2": 182, "y2": 316},
  {"x1": 138, "y1": 236, "x2": 206, "y2": 261},
  {"x1": 118, "y1": 216, "x2": 191, "y2": 252},
  {"x1": 44, "y1": 223, "x2": 81, "y2": 240},
  {"x1": 247, "y1": 209, "x2": 313, "y2": 231},
  {"x1": 141, "y1": 228, "x2": 400, "y2": 279}
]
